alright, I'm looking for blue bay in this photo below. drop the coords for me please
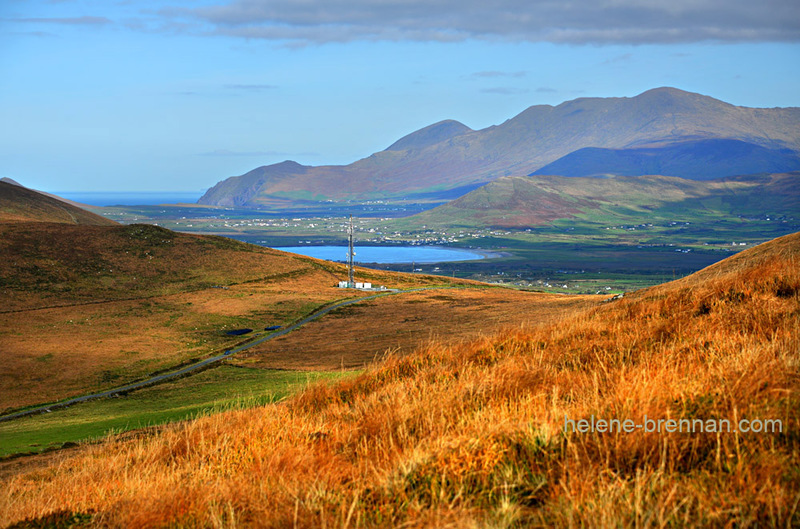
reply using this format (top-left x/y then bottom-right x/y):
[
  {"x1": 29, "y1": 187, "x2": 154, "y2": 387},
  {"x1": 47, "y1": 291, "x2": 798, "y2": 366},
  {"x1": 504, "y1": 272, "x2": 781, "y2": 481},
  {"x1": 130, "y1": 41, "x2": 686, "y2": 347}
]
[{"x1": 271, "y1": 245, "x2": 490, "y2": 264}]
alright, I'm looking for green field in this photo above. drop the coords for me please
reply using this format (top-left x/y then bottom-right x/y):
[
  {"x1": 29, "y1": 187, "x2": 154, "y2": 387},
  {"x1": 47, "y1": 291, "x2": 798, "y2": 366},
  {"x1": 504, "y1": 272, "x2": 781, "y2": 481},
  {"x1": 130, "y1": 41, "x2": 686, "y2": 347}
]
[{"x1": 0, "y1": 366, "x2": 355, "y2": 458}]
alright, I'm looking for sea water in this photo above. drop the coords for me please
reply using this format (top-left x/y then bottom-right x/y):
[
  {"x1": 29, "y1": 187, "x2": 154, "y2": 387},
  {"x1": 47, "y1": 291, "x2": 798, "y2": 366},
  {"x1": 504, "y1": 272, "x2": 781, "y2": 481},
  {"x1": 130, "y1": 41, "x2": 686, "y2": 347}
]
[{"x1": 54, "y1": 192, "x2": 203, "y2": 206}]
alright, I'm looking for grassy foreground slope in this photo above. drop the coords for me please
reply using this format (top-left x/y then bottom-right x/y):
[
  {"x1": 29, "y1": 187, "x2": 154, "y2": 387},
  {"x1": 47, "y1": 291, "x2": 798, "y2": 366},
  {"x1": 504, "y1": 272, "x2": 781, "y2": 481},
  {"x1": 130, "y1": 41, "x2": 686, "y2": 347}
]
[{"x1": 2, "y1": 232, "x2": 797, "y2": 527}]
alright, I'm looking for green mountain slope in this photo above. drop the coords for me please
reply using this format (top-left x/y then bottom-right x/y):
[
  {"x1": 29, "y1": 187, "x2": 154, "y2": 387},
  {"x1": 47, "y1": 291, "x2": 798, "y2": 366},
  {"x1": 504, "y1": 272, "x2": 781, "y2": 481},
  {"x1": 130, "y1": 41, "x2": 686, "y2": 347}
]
[{"x1": 405, "y1": 172, "x2": 800, "y2": 228}]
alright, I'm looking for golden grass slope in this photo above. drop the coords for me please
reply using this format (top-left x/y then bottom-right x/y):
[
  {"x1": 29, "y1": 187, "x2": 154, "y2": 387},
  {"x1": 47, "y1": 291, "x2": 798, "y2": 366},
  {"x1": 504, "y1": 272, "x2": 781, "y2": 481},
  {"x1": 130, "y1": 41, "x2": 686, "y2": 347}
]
[
  {"x1": 0, "y1": 181, "x2": 116, "y2": 226},
  {"x1": 1, "y1": 232, "x2": 797, "y2": 526}
]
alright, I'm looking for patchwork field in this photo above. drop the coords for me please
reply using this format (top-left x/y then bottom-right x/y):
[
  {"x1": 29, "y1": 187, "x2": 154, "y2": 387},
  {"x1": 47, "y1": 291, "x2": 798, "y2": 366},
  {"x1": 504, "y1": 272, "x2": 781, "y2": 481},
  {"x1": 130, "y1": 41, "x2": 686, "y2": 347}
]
[
  {"x1": 233, "y1": 287, "x2": 596, "y2": 371},
  {"x1": 89, "y1": 176, "x2": 800, "y2": 294}
]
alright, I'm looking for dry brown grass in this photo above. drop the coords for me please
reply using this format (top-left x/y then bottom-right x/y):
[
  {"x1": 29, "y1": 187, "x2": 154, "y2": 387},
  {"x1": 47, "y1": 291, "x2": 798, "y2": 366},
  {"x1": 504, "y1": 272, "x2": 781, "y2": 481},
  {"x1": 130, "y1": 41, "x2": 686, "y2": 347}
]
[
  {"x1": 1, "y1": 232, "x2": 798, "y2": 527},
  {"x1": 0, "y1": 222, "x2": 474, "y2": 411}
]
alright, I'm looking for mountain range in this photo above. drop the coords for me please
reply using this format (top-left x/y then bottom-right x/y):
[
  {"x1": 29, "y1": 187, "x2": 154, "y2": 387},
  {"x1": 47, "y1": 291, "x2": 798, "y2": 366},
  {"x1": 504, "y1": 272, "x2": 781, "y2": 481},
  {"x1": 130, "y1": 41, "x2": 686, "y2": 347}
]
[{"x1": 198, "y1": 87, "x2": 800, "y2": 208}]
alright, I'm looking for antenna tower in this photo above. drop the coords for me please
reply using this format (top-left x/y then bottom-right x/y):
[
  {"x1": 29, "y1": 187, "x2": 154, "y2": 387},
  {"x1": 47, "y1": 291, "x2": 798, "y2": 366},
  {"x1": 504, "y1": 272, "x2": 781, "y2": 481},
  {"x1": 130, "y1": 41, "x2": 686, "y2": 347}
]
[{"x1": 347, "y1": 215, "x2": 355, "y2": 286}]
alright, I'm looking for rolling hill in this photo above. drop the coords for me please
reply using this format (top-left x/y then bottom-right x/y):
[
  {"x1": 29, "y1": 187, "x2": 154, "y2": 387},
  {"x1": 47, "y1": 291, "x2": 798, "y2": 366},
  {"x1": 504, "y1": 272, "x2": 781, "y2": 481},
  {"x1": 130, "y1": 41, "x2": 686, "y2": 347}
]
[
  {"x1": 198, "y1": 88, "x2": 800, "y2": 207},
  {"x1": 0, "y1": 219, "x2": 339, "y2": 410},
  {"x1": 0, "y1": 216, "x2": 485, "y2": 411},
  {"x1": 0, "y1": 179, "x2": 116, "y2": 226},
  {"x1": 2, "y1": 228, "x2": 796, "y2": 526},
  {"x1": 405, "y1": 172, "x2": 800, "y2": 228}
]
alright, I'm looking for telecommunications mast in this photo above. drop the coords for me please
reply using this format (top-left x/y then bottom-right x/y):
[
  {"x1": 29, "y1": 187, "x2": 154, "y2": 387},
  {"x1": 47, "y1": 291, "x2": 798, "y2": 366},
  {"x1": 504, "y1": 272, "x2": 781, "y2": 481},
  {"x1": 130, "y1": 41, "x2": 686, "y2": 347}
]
[
  {"x1": 347, "y1": 215, "x2": 355, "y2": 287},
  {"x1": 338, "y1": 216, "x2": 375, "y2": 290}
]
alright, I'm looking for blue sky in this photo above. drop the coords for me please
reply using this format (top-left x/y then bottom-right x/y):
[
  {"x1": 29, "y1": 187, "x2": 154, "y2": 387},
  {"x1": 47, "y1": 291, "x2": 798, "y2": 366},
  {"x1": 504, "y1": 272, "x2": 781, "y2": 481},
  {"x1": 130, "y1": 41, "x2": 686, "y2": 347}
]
[{"x1": 1, "y1": 0, "x2": 799, "y2": 193}]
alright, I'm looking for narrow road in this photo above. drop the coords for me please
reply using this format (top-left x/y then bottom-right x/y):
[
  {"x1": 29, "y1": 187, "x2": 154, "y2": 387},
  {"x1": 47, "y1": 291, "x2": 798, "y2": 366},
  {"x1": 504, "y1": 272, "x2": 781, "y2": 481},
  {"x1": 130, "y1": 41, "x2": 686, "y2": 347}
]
[{"x1": 0, "y1": 287, "x2": 442, "y2": 423}]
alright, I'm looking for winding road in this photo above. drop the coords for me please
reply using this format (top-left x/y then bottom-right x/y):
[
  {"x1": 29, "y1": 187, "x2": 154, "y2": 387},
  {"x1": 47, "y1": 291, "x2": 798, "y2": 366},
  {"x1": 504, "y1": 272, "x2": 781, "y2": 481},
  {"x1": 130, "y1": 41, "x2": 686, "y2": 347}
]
[{"x1": 0, "y1": 287, "x2": 436, "y2": 423}]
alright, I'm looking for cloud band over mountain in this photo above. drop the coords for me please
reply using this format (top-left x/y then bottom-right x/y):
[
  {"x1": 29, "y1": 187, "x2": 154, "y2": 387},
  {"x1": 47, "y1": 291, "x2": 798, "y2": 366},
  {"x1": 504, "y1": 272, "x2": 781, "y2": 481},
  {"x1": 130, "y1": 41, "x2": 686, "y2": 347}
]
[
  {"x1": 174, "y1": 0, "x2": 800, "y2": 45},
  {"x1": 6, "y1": 1, "x2": 798, "y2": 45}
]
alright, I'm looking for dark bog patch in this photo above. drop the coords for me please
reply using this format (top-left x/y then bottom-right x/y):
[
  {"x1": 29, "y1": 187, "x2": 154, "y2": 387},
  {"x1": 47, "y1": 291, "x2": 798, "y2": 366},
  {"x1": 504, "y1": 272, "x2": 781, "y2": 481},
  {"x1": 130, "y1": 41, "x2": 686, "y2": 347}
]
[
  {"x1": 122, "y1": 223, "x2": 174, "y2": 245},
  {"x1": 226, "y1": 328, "x2": 253, "y2": 336},
  {"x1": 775, "y1": 282, "x2": 797, "y2": 299},
  {"x1": 695, "y1": 300, "x2": 712, "y2": 316},
  {"x1": 7, "y1": 510, "x2": 94, "y2": 528},
  {"x1": 428, "y1": 295, "x2": 456, "y2": 302}
]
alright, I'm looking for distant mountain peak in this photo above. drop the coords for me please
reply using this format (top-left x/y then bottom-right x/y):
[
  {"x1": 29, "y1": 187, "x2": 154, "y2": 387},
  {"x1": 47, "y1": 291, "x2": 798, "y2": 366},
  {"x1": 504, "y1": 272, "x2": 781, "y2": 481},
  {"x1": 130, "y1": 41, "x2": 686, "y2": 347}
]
[
  {"x1": 632, "y1": 86, "x2": 729, "y2": 109},
  {"x1": 272, "y1": 160, "x2": 304, "y2": 170},
  {"x1": 386, "y1": 119, "x2": 473, "y2": 151},
  {"x1": 638, "y1": 86, "x2": 693, "y2": 97},
  {"x1": 245, "y1": 159, "x2": 307, "y2": 174},
  {"x1": 0, "y1": 177, "x2": 23, "y2": 187}
]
